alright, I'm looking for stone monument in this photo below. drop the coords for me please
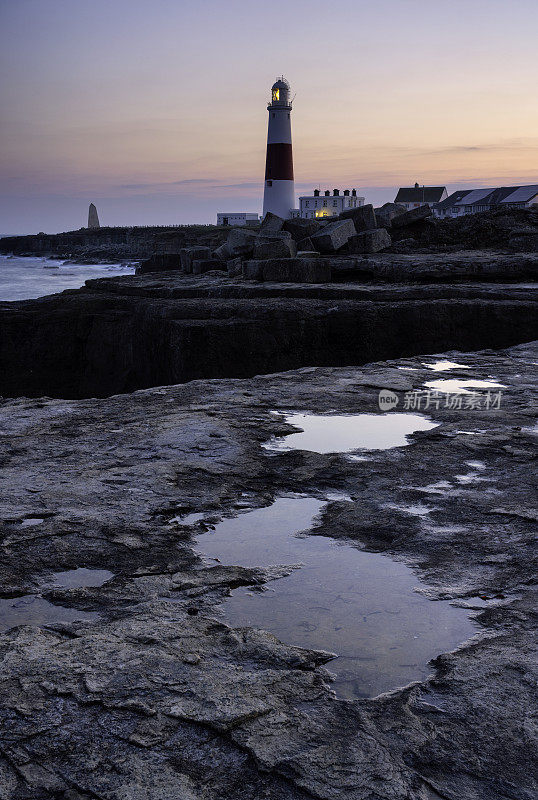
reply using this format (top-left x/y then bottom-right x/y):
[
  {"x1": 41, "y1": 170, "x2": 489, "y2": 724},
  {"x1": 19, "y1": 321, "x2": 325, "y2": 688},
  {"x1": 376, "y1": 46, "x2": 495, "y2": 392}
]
[{"x1": 88, "y1": 203, "x2": 100, "y2": 229}]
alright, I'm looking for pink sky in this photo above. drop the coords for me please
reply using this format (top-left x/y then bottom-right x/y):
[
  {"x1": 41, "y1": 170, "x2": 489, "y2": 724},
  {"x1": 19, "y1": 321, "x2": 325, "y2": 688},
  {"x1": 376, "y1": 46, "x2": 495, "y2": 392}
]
[{"x1": 1, "y1": 0, "x2": 537, "y2": 232}]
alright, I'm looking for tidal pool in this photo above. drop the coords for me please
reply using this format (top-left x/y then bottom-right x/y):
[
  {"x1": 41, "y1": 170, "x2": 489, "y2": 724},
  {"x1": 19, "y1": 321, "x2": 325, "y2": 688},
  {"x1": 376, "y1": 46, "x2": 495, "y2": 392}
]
[
  {"x1": 0, "y1": 594, "x2": 98, "y2": 633},
  {"x1": 195, "y1": 497, "x2": 477, "y2": 699},
  {"x1": 424, "y1": 379, "x2": 506, "y2": 394},
  {"x1": 50, "y1": 568, "x2": 114, "y2": 588},
  {"x1": 263, "y1": 413, "x2": 438, "y2": 454},
  {"x1": 424, "y1": 360, "x2": 470, "y2": 371}
]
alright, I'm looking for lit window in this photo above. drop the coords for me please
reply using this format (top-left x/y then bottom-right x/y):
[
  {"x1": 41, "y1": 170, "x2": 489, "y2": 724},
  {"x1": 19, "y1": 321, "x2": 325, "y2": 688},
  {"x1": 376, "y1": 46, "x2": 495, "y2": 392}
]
[{"x1": 272, "y1": 89, "x2": 280, "y2": 102}]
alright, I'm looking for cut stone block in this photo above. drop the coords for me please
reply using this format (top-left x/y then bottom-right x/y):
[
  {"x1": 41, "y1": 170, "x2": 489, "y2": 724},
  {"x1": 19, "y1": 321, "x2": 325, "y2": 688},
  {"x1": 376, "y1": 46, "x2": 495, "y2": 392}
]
[
  {"x1": 346, "y1": 229, "x2": 392, "y2": 254},
  {"x1": 391, "y1": 205, "x2": 432, "y2": 228},
  {"x1": 253, "y1": 237, "x2": 297, "y2": 260},
  {"x1": 226, "y1": 228, "x2": 259, "y2": 257},
  {"x1": 180, "y1": 246, "x2": 212, "y2": 273},
  {"x1": 259, "y1": 212, "x2": 284, "y2": 234},
  {"x1": 282, "y1": 218, "x2": 322, "y2": 241},
  {"x1": 311, "y1": 219, "x2": 355, "y2": 253},
  {"x1": 339, "y1": 204, "x2": 377, "y2": 232},
  {"x1": 374, "y1": 203, "x2": 406, "y2": 229}
]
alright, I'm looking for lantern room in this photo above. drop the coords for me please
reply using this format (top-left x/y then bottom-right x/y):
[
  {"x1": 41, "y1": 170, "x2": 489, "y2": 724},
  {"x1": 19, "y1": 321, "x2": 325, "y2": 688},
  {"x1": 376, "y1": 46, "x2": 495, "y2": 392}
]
[{"x1": 269, "y1": 77, "x2": 292, "y2": 109}]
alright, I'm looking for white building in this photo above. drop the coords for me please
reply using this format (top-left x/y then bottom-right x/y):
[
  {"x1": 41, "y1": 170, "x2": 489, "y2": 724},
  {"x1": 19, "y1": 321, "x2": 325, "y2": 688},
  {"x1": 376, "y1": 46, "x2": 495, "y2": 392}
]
[
  {"x1": 435, "y1": 185, "x2": 538, "y2": 219},
  {"x1": 298, "y1": 188, "x2": 365, "y2": 220},
  {"x1": 216, "y1": 212, "x2": 259, "y2": 227}
]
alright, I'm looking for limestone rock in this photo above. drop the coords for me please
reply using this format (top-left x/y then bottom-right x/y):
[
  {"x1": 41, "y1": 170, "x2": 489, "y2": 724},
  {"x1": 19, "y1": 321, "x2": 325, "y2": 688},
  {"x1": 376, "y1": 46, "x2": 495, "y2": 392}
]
[
  {"x1": 253, "y1": 237, "x2": 297, "y2": 260},
  {"x1": 227, "y1": 257, "x2": 242, "y2": 277},
  {"x1": 339, "y1": 204, "x2": 377, "y2": 232},
  {"x1": 242, "y1": 258, "x2": 330, "y2": 283},
  {"x1": 310, "y1": 219, "x2": 355, "y2": 253},
  {"x1": 375, "y1": 203, "x2": 407, "y2": 229},
  {"x1": 282, "y1": 218, "x2": 322, "y2": 242},
  {"x1": 192, "y1": 259, "x2": 226, "y2": 275},
  {"x1": 179, "y1": 247, "x2": 212, "y2": 274},
  {"x1": 259, "y1": 212, "x2": 284, "y2": 235},
  {"x1": 508, "y1": 231, "x2": 538, "y2": 252},
  {"x1": 346, "y1": 228, "x2": 392, "y2": 254},
  {"x1": 213, "y1": 243, "x2": 231, "y2": 262},
  {"x1": 297, "y1": 237, "x2": 315, "y2": 252},
  {"x1": 226, "y1": 228, "x2": 259, "y2": 257},
  {"x1": 136, "y1": 254, "x2": 182, "y2": 274},
  {"x1": 391, "y1": 204, "x2": 432, "y2": 228}
]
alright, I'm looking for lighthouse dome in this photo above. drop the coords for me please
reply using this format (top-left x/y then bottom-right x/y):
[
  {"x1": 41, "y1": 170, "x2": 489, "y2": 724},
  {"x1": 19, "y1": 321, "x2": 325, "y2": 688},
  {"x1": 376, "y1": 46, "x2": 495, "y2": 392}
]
[{"x1": 270, "y1": 77, "x2": 291, "y2": 108}]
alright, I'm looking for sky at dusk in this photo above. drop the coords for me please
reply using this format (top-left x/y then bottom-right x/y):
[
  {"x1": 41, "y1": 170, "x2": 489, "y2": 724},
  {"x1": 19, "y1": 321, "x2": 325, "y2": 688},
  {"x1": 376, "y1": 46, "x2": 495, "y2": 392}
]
[{"x1": 1, "y1": 0, "x2": 537, "y2": 233}]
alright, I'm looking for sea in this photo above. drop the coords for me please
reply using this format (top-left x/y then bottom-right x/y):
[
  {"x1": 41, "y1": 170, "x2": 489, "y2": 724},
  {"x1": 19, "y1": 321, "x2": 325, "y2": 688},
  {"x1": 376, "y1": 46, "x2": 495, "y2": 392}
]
[{"x1": 0, "y1": 254, "x2": 136, "y2": 302}]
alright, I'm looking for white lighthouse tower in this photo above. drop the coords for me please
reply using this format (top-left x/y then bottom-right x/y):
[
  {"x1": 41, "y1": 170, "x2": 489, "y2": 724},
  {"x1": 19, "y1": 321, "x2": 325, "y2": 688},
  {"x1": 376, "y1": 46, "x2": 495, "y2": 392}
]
[{"x1": 262, "y1": 77, "x2": 295, "y2": 220}]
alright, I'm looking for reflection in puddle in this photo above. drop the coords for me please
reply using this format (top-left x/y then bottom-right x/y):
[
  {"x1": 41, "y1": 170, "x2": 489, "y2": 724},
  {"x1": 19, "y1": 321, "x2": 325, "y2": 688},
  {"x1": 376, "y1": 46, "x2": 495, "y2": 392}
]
[
  {"x1": 424, "y1": 379, "x2": 506, "y2": 394},
  {"x1": 0, "y1": 595, "x2": 98, "y2": 633},
  {"x1": 424, "y1": 360, "x2": 470, "y2": 371},
  {"x1": 169, "y1": 512, "x2": 206, "y2": 526},
  {"x1": 51, "y1": 568, "x2": 114, "y2": 588},
  {"x1": 264, "y1": 413, "x2": 438, "y2": 454},
  {"x1": 196, "y1": 497, "x2": 477, "y2": 699},
  {"x1": 384, "y1": 503, "x2": 436, "y2": 517}
]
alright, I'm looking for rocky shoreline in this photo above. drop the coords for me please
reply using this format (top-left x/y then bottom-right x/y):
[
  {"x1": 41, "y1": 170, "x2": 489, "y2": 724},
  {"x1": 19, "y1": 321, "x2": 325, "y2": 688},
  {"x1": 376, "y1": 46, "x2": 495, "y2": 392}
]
[
  {"x1": 1, "y1": 341, "x2": 537, "y2": 799},
  {"x1": 1, "y1": 205, "x2": 537, "y2": 797}
]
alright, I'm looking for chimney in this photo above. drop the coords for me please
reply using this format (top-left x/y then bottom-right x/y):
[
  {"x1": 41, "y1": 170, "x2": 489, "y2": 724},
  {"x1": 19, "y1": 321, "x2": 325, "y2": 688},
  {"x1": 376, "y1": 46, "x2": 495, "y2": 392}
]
[
  {"x1": 333, "y1": 189, "x2": 339, "y2": 196},
  {"x1": 414, "y1": 182, "x2": 420, "y2": 189},
  {"x1": 351, "y1": 189, "x2": 356, "y2": 196},
  {"x1": 324, "y1": 190, "x2": 330, "y2": 196},
  {"x1": 314, "y1": 189, "x2": 320, "y2": 197},
  {"x1": 343, "y1": 189, "x2": 350, "y2": 196}
]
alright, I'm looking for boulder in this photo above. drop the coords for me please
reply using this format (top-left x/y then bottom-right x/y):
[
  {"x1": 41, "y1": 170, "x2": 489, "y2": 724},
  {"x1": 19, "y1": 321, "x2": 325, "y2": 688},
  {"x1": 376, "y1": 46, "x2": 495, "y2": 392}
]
[
  {"x1": 346, "y1": 228, "x2": 392, "y2": 254},
  {"x1": 391, "y1": 205, "x2": 432, "y2": 228},
  {"x1": 243, "y1": 258, "x2": 331, "y2": 283},
  {"x1": 226, "y1": 228, "x2": 259, "y2": 257},
  {"x1": 179, "y1": 246, "x2": 212, "y2": 273},
  {"x1": 253, "y1": 236, "x2": 297, "y2": 260},
  {"x1": 213, "y1": 243, "x2": 231, "y2": 261},
  {"x1": 192, "y1": 259, "x2": 226, "y2": 275},
  {"x1": 311, "y1": 219, "x2": 355, "y2": 253},
  {"x1": 297, "y1": 236, "x2": 315, "y2": 251},
  {"x1": 259, "y1": 212, "x2": 284, "y2": 234},
  {"x1": 282, "y1": 218, "x2": 322, "y2": 242},
  {"x1": 339, "y1": 204, "x2": 377, "y2": 232},
  {"x1": 136, "y1": 254, "x2": 182, "y2": 274},
  {"x1": 374, "y1": 203, "x2": 407, "y2": 229}
]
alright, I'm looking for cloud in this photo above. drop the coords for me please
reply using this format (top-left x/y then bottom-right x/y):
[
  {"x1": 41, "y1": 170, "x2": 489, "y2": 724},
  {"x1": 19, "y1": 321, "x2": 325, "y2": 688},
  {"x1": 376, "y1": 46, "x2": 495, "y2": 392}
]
[{"x1": 117, "y1": 178, "x2": 220, "y2": 189}]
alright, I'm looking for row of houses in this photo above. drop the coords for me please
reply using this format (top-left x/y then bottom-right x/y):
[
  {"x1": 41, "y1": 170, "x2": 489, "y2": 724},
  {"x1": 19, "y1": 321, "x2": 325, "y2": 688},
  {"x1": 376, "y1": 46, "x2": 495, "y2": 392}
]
[
  {"x1": 217, "y1": 183, "x2": 538, "y2": 227},
  {"x1": 394, "y1": 182, "x2": 538, "y2": 219}
]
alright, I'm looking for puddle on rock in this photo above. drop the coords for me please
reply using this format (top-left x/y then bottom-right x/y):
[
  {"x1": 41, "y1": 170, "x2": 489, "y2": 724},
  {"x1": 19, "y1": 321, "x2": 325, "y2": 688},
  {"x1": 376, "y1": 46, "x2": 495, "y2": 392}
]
[
  {"x1": 264, "y1": 413, "x2": 438, "y2": 454},
  {"x1": 195, "y1": 497, "x2": 477, "y2": 699},
  {"x1": 0, "y1": 595, "x2": 98, "y2": 633},
  {"x1": 50, "y1": 568, "x2": 114, "y2": 588},
  {"x1": 423, "y1": 360, "x2": 470, "y2": 371},
  {"x1": 424, "y1": 379, "x2": 506, "y2": 394}
]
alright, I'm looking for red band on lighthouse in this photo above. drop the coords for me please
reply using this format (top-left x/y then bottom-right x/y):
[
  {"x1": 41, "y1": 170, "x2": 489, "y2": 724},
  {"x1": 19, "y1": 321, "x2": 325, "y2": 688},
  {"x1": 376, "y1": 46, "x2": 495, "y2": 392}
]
[{"x1": 265, "y1": 143, "x2": 294, "y2": 181}]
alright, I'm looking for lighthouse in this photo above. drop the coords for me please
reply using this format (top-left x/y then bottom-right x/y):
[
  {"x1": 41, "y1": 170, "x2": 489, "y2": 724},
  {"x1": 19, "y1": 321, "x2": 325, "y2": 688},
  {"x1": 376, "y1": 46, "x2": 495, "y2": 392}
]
[{"x1": 262, "y1": 77, "x2": 295, "y2": 220}]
